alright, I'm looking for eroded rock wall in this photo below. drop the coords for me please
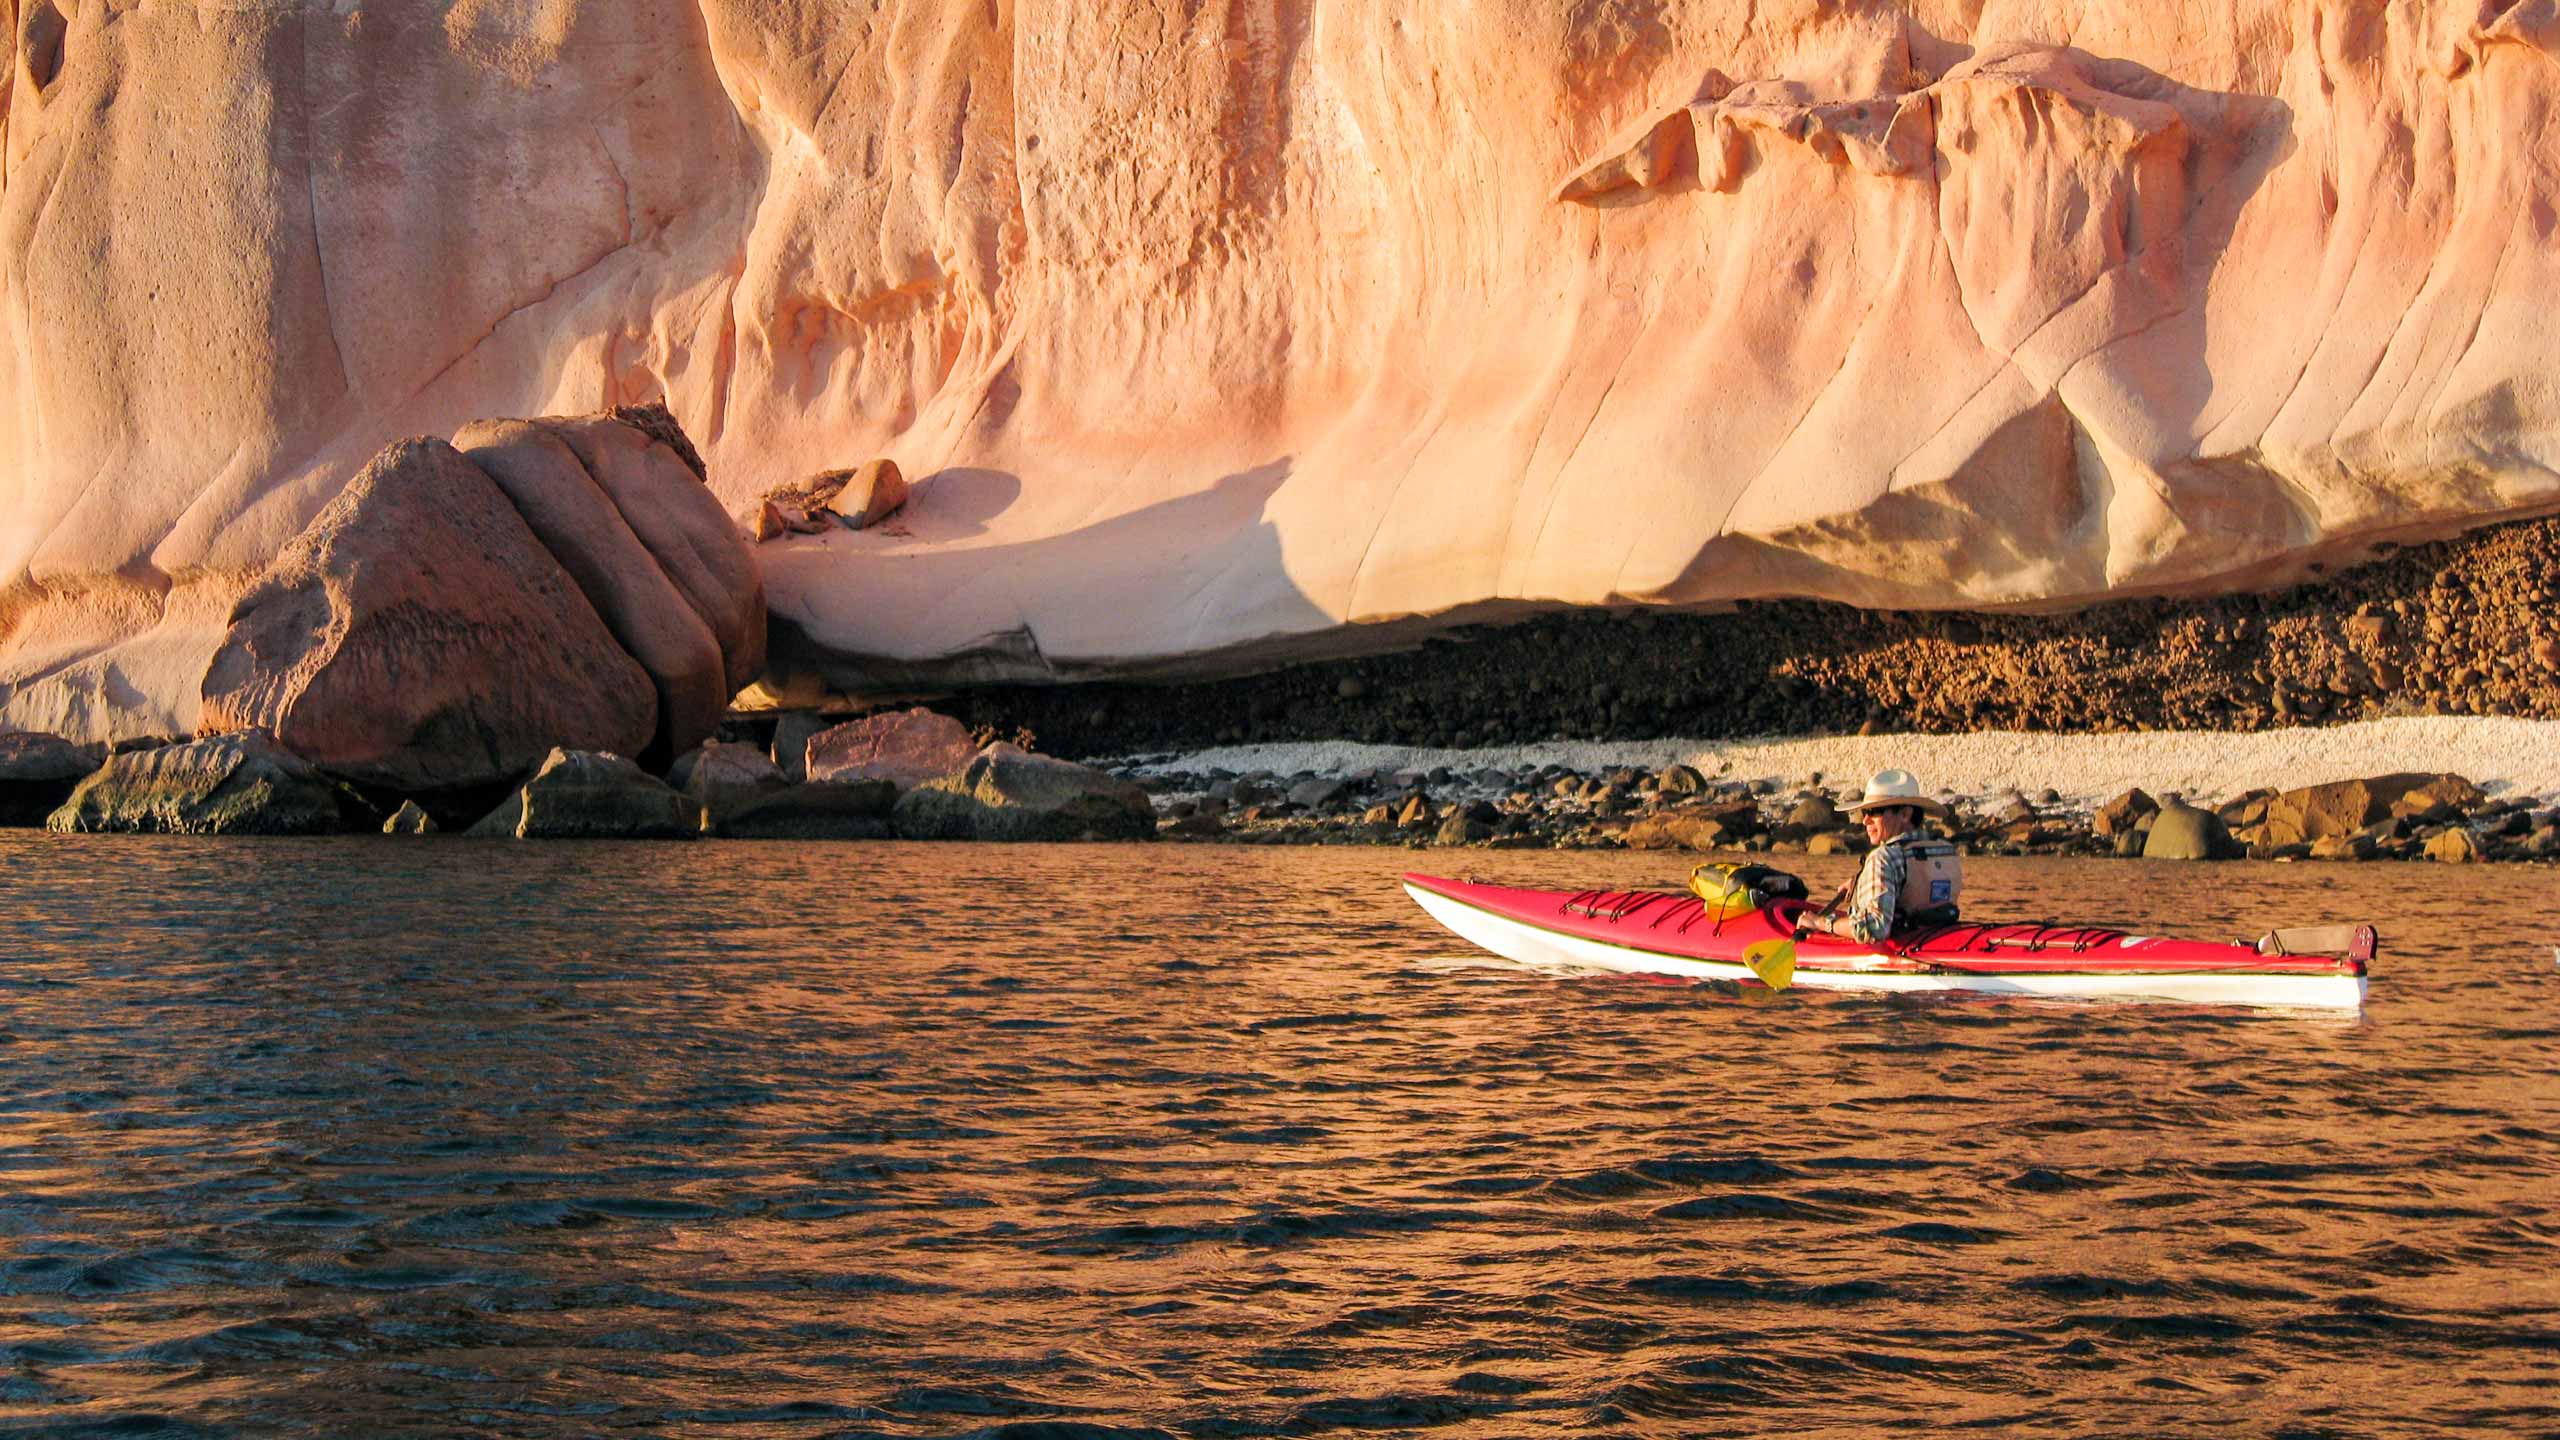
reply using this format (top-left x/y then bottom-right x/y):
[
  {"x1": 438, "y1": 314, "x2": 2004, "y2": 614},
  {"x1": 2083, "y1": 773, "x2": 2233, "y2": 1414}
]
[{"x1": 2, "y1": 2, "x2": 2556, "y2": 735}]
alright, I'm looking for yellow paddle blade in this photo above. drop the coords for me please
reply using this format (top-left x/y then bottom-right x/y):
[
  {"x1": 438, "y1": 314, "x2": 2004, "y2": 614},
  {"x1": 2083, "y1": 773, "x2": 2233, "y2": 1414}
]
[{"x1": 1742, "y1": 938, "x2": 1798, "y2": 991}]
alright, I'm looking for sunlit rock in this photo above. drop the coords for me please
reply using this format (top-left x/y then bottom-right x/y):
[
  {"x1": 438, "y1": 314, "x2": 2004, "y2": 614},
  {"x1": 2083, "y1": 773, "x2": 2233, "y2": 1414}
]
[
  {"x1": 384, "y1": 800, "x2": 439, "y2": 836},
  {"x1": 822, "y1": 461, "x2": 910, "y2": 532},
  {"x1": 467, "y1": 748, "x2": 698, "y2": 841},
  {"x1": 2423, "y1": 826, "x2": 2485, "y2": 863},
  {"x1": 805, "y1": 709, "x2": 981, "y2": 794},
  {"x1": 198, "y1": 438, "x2": 658, "y2": 793},
  {"x1": 668, "y1": 739, "x2": 790, "y2": 829},
  {"x1": 46, "y1": 731, "x2": 345, "y2": 836},
  {"x1": 457, "y1": 405, "x2": 766, "y2": 763},
  {"x1": 2141, "y1": 801, "x2": 2238, "y2": 861},
  {"x1": 2259, "y1": 773, "x2": 2484, "y2": 846},
  {"x1": 892, "y1": 743, "x2": 1155, "y2": 842}
]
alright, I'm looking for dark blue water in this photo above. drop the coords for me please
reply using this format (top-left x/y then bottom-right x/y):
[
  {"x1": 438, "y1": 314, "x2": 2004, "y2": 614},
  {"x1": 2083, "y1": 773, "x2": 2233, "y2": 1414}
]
[{"x1": 2, "y1": 834, "x2": 2556, "y2": 1437}]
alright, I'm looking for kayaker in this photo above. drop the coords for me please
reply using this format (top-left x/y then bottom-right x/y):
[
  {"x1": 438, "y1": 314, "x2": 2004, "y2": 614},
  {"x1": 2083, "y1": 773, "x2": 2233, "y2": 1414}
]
[{"x1": 1795, "y1": 770, "x2": 1962, "y2": 944}]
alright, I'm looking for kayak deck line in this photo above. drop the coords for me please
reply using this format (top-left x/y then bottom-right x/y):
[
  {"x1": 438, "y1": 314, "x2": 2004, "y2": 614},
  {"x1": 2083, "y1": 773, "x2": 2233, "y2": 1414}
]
[{"x1": 1401, "y1": 874, "x2": 2371, "y2": 1011}]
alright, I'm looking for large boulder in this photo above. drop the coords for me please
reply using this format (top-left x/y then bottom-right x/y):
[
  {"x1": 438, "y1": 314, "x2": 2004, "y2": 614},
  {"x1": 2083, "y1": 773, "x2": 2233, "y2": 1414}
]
[
  {"x1": 468, "y1": 749, "x2": 698, "y2": 840},
  {"x1": 2092, "y1": 788, "x2": 2159, "y2": 839},
  {"x1": 892, "y1": 743, "x2": 1155, "y2": 842},
  {"x1": 47, "y1": 731, "x2": 346, "y2": 836},
  {"x1": 500, "y1": 408, "x2": 764, "y2": 700},
  {"x1": 668, "y1": 740, "x2": 790, "y2": 829},
  {"x1": 199, "y1": 438, "x2": 658, "y2": 793},
  {"x1": 0, "y1": 732, "x2": 104, "y2": 826},
  {"x1": 2141, "y1": 801, "x2": 2239, "y2": 861},
  {"x1": 2389, "y1": 775, "x2": 2488, "y2": 824},
  {"x1": 1434, "y1": 810, "x2": 1492, "y2": 846},
  {"x1": 2260, "y1": 774, "x2": 2486, "y2": 847},
  {"x1": 455, "y1": 405, "x2": 764, "y2": 763},
  {"x1": 2422, "y1": 826, "x2": 2484, "y2": 864},
  {"x1": 1623, "y1": 808, "x2": 1737, "y2": 852},
  {"x1": 1285, "y1": 778, "x2": 1352, "y2": 812},
  {"x1": 1773, "y1": 795, "x2": 1845, "y2": 842},
  {"x1": 1656, "y1": 764, "x2": 1708, "y2": 797},
  {"x1": 715, "y1": 781, "x2": 897, "y2": 840},
  {"x1": 805, "y1": 708, "x2": 982, "y2": 792}
]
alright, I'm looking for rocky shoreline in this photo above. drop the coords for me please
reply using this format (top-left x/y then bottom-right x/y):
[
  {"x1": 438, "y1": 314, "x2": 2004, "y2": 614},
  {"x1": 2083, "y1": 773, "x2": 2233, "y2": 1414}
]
[
  {"x1": 1, "y1": 711, "x2": 1154, "y2": 846},
  {"x1": 924, "y1": 512, "x2": 2560, "y2": 758},
  {"x1": 1118, "y1": 757, "x2": 2556, "y2": 865},
  {"x1": 6, "y1": 708, "x2": 2552, "y2": 865}
]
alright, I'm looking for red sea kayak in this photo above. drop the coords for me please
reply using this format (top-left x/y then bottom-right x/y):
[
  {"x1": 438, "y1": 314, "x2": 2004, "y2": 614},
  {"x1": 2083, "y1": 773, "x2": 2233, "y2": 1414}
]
[{"x1": 1402, "y1": 873, "x2": 2372, "y2": 1011}]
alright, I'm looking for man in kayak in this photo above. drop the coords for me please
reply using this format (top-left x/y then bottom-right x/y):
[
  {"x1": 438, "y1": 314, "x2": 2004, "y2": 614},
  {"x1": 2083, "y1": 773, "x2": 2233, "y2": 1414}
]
[{"x1": 1795, "y1": 769, "x2": 1963, "y2": 944}]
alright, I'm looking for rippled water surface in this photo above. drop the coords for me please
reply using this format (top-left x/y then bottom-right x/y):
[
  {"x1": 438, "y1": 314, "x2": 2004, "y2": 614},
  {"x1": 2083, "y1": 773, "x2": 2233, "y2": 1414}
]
[{"x1": 3, "y1": 834, "x2": 2557, "y2": 1438}]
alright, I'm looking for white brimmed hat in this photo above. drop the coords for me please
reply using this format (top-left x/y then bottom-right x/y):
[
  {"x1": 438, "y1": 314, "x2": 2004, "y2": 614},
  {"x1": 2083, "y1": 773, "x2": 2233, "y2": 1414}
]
[{"x1": 1842, "y1": 769, "x2": 1951, "y2": 819}]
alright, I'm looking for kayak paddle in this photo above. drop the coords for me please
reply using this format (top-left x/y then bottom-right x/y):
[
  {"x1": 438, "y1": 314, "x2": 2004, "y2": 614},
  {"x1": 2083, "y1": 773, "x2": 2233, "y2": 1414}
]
[{"x1": 1742, "y1": 937, "x2": 1797, "y2": 991}]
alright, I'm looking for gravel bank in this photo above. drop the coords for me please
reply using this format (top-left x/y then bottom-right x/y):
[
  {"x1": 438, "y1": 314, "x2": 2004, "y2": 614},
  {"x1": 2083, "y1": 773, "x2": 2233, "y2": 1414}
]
[
  {"x1": 1119, "y1": 716, "x2": 2560, "y2": 810},
  {"x1": 945, "y1": 512, "x2": 2560, "y2": 757}
]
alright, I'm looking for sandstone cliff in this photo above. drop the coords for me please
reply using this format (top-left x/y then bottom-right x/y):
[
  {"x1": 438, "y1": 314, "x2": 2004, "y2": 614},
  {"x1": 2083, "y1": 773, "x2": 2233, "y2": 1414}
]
[{"x1": 2, "y1": 3, "x2": 2555, "y2": 736}]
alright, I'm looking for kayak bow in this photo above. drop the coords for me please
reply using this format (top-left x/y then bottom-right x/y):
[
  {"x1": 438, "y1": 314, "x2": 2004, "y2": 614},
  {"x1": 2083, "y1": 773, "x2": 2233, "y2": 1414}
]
[{"x1": 1402, "y1": 873, "x2": 2370, "y2": 1011}]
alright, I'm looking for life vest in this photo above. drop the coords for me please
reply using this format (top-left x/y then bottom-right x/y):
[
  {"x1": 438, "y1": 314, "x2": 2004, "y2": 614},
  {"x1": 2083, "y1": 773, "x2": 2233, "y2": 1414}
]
[{"x1": 1897, "y1": 839, "x2": 1963, "y2": 924}]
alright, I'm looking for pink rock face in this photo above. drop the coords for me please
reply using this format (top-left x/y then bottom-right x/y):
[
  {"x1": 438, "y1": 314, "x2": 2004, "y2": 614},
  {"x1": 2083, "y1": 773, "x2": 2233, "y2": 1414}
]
[
  {"x1": 4, "y1": 4, "x2": 2559, "y2": 729},
  {"x1": 198, "y1": 439, "x2": 657, "y2": 792},
  {"x1": 458, "y1": 408, "x2": 768, "y2": 758},
  {"x1": 803, "y1": 708, "x2": 981, "y2": 793}
]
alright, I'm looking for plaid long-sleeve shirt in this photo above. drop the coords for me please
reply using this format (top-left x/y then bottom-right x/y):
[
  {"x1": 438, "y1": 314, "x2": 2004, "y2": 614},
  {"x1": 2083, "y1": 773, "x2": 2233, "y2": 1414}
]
[{"x1": 1843, "y1": 831, "x2": 1925, "y2": 945}]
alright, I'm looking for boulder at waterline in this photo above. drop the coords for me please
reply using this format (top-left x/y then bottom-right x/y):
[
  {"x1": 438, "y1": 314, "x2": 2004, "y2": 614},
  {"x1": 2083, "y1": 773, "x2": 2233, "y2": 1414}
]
[
  {"x1": 384, "y1": 801, "x2": 439, "y2": 835},
  {"x1": 893, "y1": 744, "x2": 1155, "y2": 842},
  {"x1": 714, "y1": 781, "x2": 896, "y2": 840},
  {"x1": 770, "y1": 711, "x2": 828, "y2": 782},
  {"x1": 2258, "y1": 774, "x2": 2484, "y2": 847},
  {"x1": 1773, "y1": 795, "x2": 1845, "y2": 843},
  {"x1": 669, "y1": 740, "x2": 790, "y2": 829},
  {"x1": 47, "y1": 731, "x2": 345, "y2": 836},
  {"x1": 456, "y1": 405, "x2": 764, "y2": 763},
  {"x1": 1656, "y1": 764, "x2": 1708, "y2": 797},
  {"x1": 468, "y1": 749, "x2": 699, "y2": 840},
  {"x1": 2422, "y1": 827, "x2": 2485, "y2": 864},
  {"x1": 2092, "y1": 788, "x2": 2159, "y2": 839},
  {"x1": 0, "y1": 731, "x2": 104, "y2": 826},
  {"x1": 2389, "y1": 775, "x2": 2487, "y2": 824},
  {"x1": 1622, "y1": 809, "x2": 1736, "y2": 852},
  {"x1": 804, "y1": 708, "x2": 981, "y2": 792},
  {"x1": 1285, "y1": 778, "x2": 1350, "y2": 812},
  {"x1": 198, "y1": 437, "x2": 656, "y2": 793},
  {"x1": 2141, "y1": 801, "x2": 2240, "y2": 861},
  {"x1": 1434, "y1": 811, "x2": 1493, "y2": 846}
]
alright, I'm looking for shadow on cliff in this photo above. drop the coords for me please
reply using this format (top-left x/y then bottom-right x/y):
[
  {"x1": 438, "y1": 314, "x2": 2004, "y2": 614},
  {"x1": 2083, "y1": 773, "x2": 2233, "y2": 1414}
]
[
  {"x1": 894, "y1": 467, "x2": 1021, "y2": 541},
  {"x1": 768, "y1": 458, "x2": 1335, "y2": 689}
]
